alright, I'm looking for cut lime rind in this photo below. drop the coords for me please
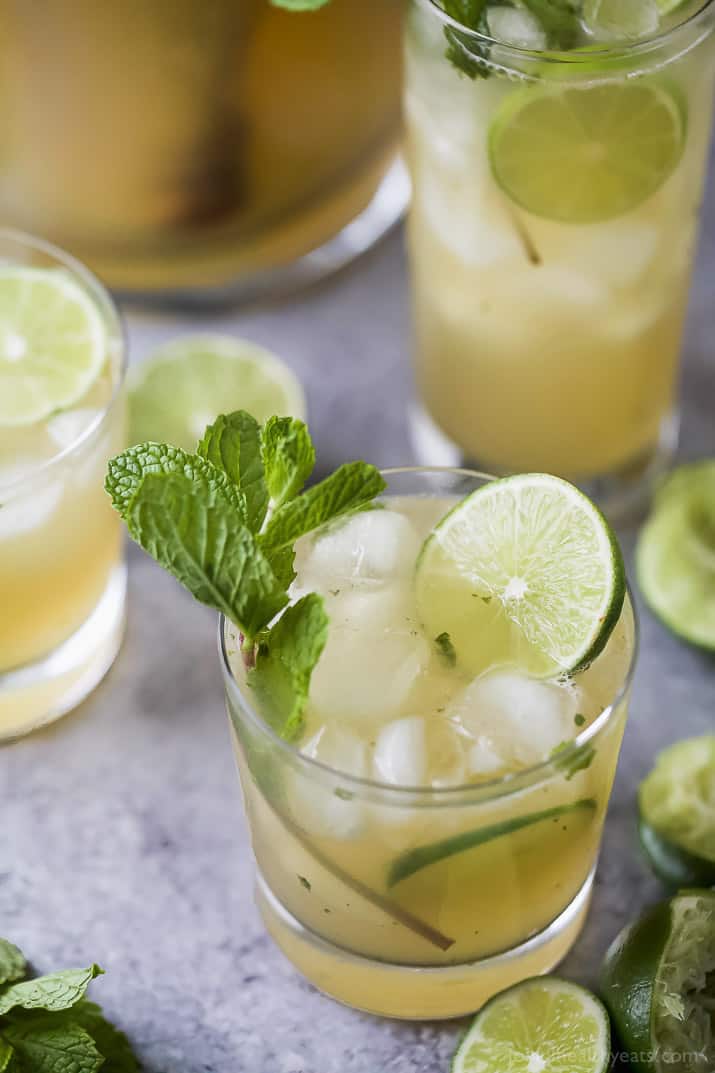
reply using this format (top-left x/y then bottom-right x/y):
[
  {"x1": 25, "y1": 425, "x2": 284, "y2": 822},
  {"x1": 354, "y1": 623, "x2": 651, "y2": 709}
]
[
  {"x1": 415, "y1": 473, "x2": 626, "y2": 679},
  {"x1": 0, "y1": 266, "x2": 107, "y2": 427},
  {"x1": 637, "y1": 471, "x2": 715, "y2": 651},
  {"x1": 452, "y1": 976, "x2": 611, "y2": 1073},
  {"x1": 488, "y1": 81, "x2": 684, "y2": 223},
  {"x1": 128, "y1": 333, "x2": 306, "y2": 451},
  {"x1": 638, "y1": 735, "x2": 715, "y2": 873},
  {"x1": 639, "y1": 817, "x2": 715, "y2": 888},
  {"x1": 602, "y1": 890, "x2": 715, "y2": 1073}
]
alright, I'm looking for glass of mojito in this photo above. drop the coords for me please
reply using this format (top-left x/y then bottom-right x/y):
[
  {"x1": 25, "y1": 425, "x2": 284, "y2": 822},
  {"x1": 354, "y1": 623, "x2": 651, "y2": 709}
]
[
  {"x1": 221, "y1": 467, "x2": 636, "y2": 1018},
  {"x1": 0, "y1": 230, "x2": 126, "y2": 740},
  {"x1": 405, "y1": 0, "x2": 715, "y2": 516},
  {"x1": 106, "y1": 412, "x2": 635, "y2": 1018},
  {"x1": 0, "y1": 0, "x2": 405, "y2": 301}
]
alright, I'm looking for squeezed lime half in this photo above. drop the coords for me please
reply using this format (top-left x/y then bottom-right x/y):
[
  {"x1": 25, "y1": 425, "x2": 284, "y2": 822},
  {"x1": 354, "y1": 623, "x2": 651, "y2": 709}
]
[
  {"x1": 0, "y1": 266, "x2": 107, "y2": 427},
  {"x1": 637, "y1": 462, "x2": 715, "y2": 651},
  {"x1": 452, "y1": 976, "x2": 611, "y2": 1073},
  {"x1": 129, "y1": 334, "x2": 306, "y2": 451},
  {"x1": 415, "y1": 473, "x2": 625, "y2": 678},
  {"x1": 489, "y1": 81, "x2": 684, "y2": 223},
  {"x1": 639, "y1": 736, "x2": 715, "y2": 886},
  {"x1": 601, "y1": 890, "x2": 715, "y2": 1073}
]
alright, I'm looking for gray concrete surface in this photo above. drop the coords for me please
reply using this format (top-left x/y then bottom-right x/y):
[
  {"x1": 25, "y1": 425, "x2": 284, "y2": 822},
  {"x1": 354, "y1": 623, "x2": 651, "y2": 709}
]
[{"x1": 2, "y1": 189, "x2": 714, "y2": 1072}]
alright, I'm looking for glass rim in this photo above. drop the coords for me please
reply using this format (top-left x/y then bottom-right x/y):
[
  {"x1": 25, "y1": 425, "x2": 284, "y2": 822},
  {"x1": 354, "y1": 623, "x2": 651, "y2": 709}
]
[
  {"x1": 417, "y1": 0, "x2": 715, "y2": 64},
  {"x1": 219, "y1": 464, "x2": 639, "y2": 804},
  {"x1": 0, "y1": 227, "x2": 126, "y2": 500}
]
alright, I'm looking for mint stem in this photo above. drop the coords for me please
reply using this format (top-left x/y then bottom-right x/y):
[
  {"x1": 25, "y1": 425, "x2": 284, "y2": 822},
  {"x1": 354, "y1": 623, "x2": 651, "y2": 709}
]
[
  {"x1": 240, "y1": 633, "x2": 256, "y2": 670},
  {"x1": 504, "y1": 200, "x2": 542, "y2": 266}
]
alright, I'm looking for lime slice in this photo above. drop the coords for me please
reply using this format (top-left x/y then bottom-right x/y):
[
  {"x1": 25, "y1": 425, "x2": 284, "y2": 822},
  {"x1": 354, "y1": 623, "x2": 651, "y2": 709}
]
[
  {"x1": 582, "y1": 0, "x2": 660, "y2": 40},
  {"x1": 636, "y1": 463, "x2": 715, "y2": 651},
  {"x1": 415, "y1": 473, "x2": 625, "y2": 678},
  {"x1": 0, "y1": 266, "x2": 106, "y2": 427},
  {"x1": 452, "y1": 977, "x2": 611, "y2": 1073},
  {"x1": 601, "y1": 890, "x2": 715, "y2": 1073},
  {"x1": 638, "y1": 736, "x2": 715, "y2": 886},
  {"x1": 489, "y1": 81, "x2": 684, "y2": 223},
  {"x1": 129, "y1": 334, "x2": 306, "y2": 450}
]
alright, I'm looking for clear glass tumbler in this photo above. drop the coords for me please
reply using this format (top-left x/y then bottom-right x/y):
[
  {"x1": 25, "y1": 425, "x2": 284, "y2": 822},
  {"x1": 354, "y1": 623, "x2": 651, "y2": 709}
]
[
  {"x1": 0, "y1": 0, "x2": 406, "y2": 303},
  {"x1": 405, "y1": 1, "x2": 715, "y2": 517},
  {"x1": 221, "y1": 467, "x2": 637, "y2": 1019},
  {"x1": 0, "y1": 231, "x2": 127, "y2": 740}
]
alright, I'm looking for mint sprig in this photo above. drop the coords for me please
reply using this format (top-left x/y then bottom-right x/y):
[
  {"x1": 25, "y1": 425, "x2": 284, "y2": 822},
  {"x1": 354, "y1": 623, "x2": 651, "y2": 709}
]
[
  {"x1": 106, "y1": 411, "x2": 384, "y2": 739},
  {"x1": 0, "y1": 941, "x2": 139, "y2": 1073},
  {"x1": 197, "y1": 411, "x2": 268, "y2": 532},
  {"x1": 0, "y1": 942, "x2": 26, "y2": 989}
]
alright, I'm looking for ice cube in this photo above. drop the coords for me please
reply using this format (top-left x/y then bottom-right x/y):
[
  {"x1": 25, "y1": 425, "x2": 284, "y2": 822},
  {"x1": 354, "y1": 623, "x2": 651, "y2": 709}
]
[
  {"x1": 487, "y1": 7, "x2": 547, "y2": 49},
  {"x1": 373, "y1": 715, "x2": 467, "y2": 788},
  {"x1": 288, "y1": 724, "x2": 368, "y2": 839},
  {"x1": 46, "y1": 408, "x2": 102, "y2": 452},
  {"x1": 576, "y1": 223, "x2": 659, "y2": 288},
  {"x1": 0, "y1": 461, "x2": 64, "y2": 539},
  {"x1": 449, "y1": 670, "x2": 581, "y2": 772},
  {"x1": 296, "y1": 509, "x2": 421, "y2": 590},
  {"x1": 308, "y1": 587, "x2": 430, "y2": 723}
]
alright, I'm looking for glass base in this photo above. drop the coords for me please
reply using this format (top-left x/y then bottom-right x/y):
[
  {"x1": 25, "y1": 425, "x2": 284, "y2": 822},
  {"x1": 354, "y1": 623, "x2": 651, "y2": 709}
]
[
  {"x1": 0, "y1": 563, "x2": 127, "y2": 742},
  {"x1": 409, "y1": 401, "x2": 679, "y2": 525},
  {"x1": 254, "y1": 866, "x2": 594, "y2": 1020},
  {"x1": 113, "y1": 156, "x2": 410, "y2": 309}
]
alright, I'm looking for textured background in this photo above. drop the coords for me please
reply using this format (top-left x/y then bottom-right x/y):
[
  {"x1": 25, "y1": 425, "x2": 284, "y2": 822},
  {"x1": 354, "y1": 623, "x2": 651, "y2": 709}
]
[{"x1": 2, "y1": 166, "x2": 714, "y2": 1071}]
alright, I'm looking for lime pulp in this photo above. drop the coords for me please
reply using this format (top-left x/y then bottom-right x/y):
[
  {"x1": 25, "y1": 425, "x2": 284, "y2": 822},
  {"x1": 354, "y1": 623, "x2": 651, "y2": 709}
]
[
  {"x1": 415, "y1": 473, "x2": 626, "y2": 678},
  {"x1": 128, "y1": 334, "x2": 306, "y2": 451},
  {"x1": 488, "y1": 81, "x2": 684, "y2": 223},
  {"x1": 0, "y1": 267, "x2": 107, "y2": 427},
  {"x1": 452, "y1": 977, "x2": 611, "y2": 1073}
]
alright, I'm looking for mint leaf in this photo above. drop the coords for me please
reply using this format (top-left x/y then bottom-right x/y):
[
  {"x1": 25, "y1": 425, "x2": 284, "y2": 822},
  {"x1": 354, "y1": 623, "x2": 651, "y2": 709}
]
[
  {"x1": 270, "y1": 0, "x2": 331, "y2": 9},
  {"x1": 442, "y1": 0, "x2": 491, "y2": 79},
  {"x1": 106, "y1": 443, "x2": 246, "y2": 521},
  {"x1": 434, "y1": 632, "x2": 457, "y2": 667},
  {"x1": 127, "y1": 472, "x2": 287, "y2": 640},
  {"x1": 2, "y1": 1018, "x2": 103, "y2": 1073},
  {"x1": 0, "y1": 966, "x2": 102, "y2": 1016},
  {"x1": 0, "y1": 1040, "x2": 12, "y2": 1072},
  {"x1": 519, "y1": 0, "x2": 580, "y2": 47},
  {"x1": 260, "y1": 461, "x2": 385, "y2": 554},
  {"x1": 250, "y1": 594, "x2": 329, "y2": 741},
  {"x1": 551, "y1": 740, "x2": 596, "y2": 780},
  {"x1": 261, "y1": 417, "x2": 315, "y2": 510},
  {"x1": 0, "y1": 940, "x2": 26, "y2": 987},
  {"x1": 70, "y1": 1001, "x2": 139, "y2": 1073},
  {"x1": 198, "y1": 411, "x2": 268, "y2": 532}
]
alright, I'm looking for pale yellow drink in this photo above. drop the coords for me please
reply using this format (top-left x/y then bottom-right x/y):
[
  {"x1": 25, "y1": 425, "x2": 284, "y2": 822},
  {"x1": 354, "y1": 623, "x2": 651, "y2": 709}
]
[
  {"x1": 405, "y1": 1, "x2": 715, "y2": 490},
  {"x1": 223, "y1": 471, "x2": 635, "y2": 1018},
  {"x1": 0, "y1": 235, "x2": 126, "y2": 739},
  {"x1": 0, "y1": 0, "x2": 404, "y2": 296}
]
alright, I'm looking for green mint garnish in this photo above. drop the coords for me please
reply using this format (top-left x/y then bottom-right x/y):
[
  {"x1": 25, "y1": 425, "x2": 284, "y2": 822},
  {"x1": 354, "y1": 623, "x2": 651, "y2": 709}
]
[
  {"x1": 0, "y1": 940, "x2": 26, "y2": 988},
  {"x1": 551, "y1": 739, "x2": 596, "y2": 780},
  {"x1": 250, "y1": 594, "x2": 329, "y2": 742},
  {"x1": 574, "y1": 713, "x2": 586, "y2": 727},
  {"x1": 0, "y1": 940, "x2": 139, "y2": 1073},
  {"x1": 0, "y1": 965, "x2": 102, "y2": 1017},
  {"x1": 127, "y1": 471, "x2": 287, "y2": 642},
  {"x1": 298, "y1": 876, "x2": 312, "y2": 891},
  {"x1": 1, "y1": 1018, "x2": 103, "y2": 1073},
  {"x1": 260, "y1": 461, "x2": 386, "y2": 556},
  {"x1": 198, "y1": 410, "x2": 268, "y2": 532},
  {"x1": 107, "y1": 411, "x2": 384, "y2": 741},
  {"x1": 261, "y1": 416, "x2": 315, "y2": 511},
  {"x1": 106, "y1": 442, "x2": 247, "y2": 522},
  {"x1": 435, "y1": 631, "x2": 457, "y2": 667}
]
